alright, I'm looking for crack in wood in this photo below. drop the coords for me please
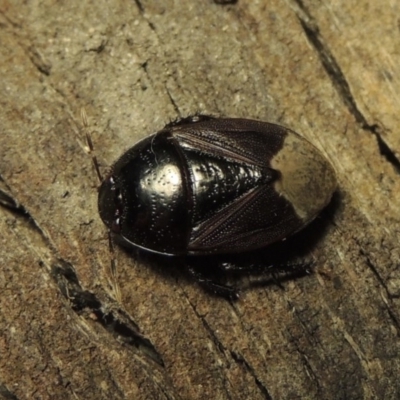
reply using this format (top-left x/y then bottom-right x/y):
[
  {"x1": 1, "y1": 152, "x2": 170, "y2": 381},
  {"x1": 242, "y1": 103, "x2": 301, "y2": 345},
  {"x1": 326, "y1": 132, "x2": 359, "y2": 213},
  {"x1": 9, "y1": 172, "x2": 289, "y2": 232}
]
[
  {"x1": 291, "y1": 0, "x2": 400, "y2": 173},
  {"x1": 0, "y1": 187, "x2": 165, "y2": 367},
  {"x1": 50, "y1": 259, "x2": 165, "y2": 366},
  {"x1": 230, "y1": 351, "x2": 273, "y2": 400}
]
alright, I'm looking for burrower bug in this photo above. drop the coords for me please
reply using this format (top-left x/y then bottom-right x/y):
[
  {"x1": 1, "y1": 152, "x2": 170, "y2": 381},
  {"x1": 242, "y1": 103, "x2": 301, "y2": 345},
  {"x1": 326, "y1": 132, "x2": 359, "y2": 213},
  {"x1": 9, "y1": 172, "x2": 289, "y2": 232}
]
[{"x1": 94, "y1": 115, "x2": 336, "y2": 298}]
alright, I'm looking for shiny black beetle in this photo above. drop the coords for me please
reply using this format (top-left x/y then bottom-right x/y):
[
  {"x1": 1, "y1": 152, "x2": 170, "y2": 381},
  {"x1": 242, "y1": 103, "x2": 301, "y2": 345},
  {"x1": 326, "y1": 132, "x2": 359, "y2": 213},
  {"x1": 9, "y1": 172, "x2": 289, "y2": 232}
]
[{"x1": 98, "y1": 115, "x2": 336, "y2": 297}]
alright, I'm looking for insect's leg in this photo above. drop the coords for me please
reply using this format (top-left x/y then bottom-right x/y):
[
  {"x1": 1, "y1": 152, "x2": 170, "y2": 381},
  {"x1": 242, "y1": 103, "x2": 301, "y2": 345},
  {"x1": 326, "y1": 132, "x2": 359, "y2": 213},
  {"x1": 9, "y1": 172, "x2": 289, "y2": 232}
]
[
  {"x1": 81, "y1": 108, "x2": 121, "y2": 303},
  {"x1": 107, "y1": 233, "x2": 121, "y2": 303},
  {"x1": 187, "y1": 258, "x2": 311, "y2": 297},
  {"x1": 81, "y1": 108, "x2": 103, "y2": 183},
  {"x1": 165, "y1": 114, "x2": 215, "y2": 129},
  {"x1": 187, "y1": 265, "x2": 239, "y2": 300},
  {"x1": 218, "y1": 260, "x2": 313, "y2": 290},
  {"x1": 219, "y1": 260, "x2": 313, "y2": 275}
]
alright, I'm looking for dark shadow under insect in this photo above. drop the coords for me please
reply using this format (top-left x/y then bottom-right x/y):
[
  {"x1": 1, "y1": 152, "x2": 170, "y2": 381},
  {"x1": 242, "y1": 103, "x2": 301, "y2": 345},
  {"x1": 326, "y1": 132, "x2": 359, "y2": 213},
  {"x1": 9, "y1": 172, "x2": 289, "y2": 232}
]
[{"x1": 115, "y1": 194, "x2": 339, "y2": 300}]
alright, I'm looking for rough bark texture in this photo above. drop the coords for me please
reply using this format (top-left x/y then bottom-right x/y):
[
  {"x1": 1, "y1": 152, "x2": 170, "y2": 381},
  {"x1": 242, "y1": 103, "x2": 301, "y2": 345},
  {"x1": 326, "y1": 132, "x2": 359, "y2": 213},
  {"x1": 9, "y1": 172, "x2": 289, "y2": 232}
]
[{"x1": 1, "y1": 0, "x2": 400, "y2": 399}]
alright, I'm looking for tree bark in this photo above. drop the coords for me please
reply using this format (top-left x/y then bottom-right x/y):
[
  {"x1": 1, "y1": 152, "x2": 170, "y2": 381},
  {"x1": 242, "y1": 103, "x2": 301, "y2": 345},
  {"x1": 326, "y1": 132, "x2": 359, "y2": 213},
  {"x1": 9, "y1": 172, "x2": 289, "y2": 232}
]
[{"x1": 1, "y1": 0, "x2": 399, "y2": 399}]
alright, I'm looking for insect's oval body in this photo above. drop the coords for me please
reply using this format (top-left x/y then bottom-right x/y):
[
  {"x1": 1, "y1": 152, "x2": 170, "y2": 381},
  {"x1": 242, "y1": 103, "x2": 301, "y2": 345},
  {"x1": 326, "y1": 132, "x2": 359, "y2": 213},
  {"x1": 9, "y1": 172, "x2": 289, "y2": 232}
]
[{"x1": 98, "y1": 117, "x2": 336, "y2": 256}]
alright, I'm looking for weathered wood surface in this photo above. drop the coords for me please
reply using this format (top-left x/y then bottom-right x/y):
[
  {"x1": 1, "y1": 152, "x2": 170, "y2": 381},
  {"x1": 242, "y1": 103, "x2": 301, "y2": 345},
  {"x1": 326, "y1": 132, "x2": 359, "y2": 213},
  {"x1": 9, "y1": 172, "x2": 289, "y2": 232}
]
[{"x1": 1, "y1": 0, "x2": 400, "y2": 399}]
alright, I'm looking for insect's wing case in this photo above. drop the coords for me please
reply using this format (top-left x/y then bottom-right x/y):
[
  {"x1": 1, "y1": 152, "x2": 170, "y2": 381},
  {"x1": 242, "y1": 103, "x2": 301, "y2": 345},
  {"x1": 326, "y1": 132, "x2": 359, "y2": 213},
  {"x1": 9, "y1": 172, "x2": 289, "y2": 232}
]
[{"x1": 171, "y1": 118, "x2": 336, "y2": 255}]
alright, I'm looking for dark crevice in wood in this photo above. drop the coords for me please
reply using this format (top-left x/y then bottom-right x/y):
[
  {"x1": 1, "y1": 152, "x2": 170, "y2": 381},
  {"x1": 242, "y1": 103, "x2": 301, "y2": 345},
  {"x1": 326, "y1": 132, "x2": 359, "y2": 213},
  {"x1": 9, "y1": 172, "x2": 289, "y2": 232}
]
[
  {"x1": 374, "y1": 131, "x2": 400, "y2": 173},
  {"x1": 26, "y1": 46, "x2": 51, "y2": 75},
  {"x1": 230, "y1": 351, "x2": 273, "y2": 400},
  {"x1": 132, "y1": 0, "x2": 156, "y2": 32},
  {"x1": 50, "y1": 259, "x2": 165, "y2": 366},
  {"x1": 0, "y1": 188, "x2": 28, "y2": 216},
  {"x1": 285, "y1": 301, "x2": 323, "y2": 395},
  {"x1": 0, "y1": 177, "x2": 164, "y2": 366},
  {"x1": 0, "y1": 383, "x2": 18, "y2": 400},
  {"x1": 166, "y1": 87, "x2": 181, "y2": 117},
  {"x1": 292, "y1": 0, "x2": 400, "y2": 174},
  {"x1": 0, "y1": 184, "x2": 43, "y2": 235},
  {"x1": 183, "y1": 295, "x2": 235, "y2": 399},
  {"x1": 214, "y1": 0, "x2": 238, "y2": 4},
  {"x1": 362, "y1": 255, "x2": 400, "y2": 331},
  {"x1": 384, "y1": 303, "x2": 400, "y2": 337},
  {"x1": 86, "y1": 40, "x2": 107, "y2": 53},
  {"x1": 133, "y1": 0, "x2": 144, "y2": 13},
  {"x1": 359, "y1": 249, "x2": 389, "y2": 292}
]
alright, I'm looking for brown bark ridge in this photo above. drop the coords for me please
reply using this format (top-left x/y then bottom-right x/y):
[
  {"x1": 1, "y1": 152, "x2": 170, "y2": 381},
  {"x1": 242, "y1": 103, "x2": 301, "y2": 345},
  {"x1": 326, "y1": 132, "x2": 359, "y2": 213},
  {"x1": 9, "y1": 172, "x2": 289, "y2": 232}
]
[{"x1": 1, "y1": 1, "x2": 399, "y2": 399}]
